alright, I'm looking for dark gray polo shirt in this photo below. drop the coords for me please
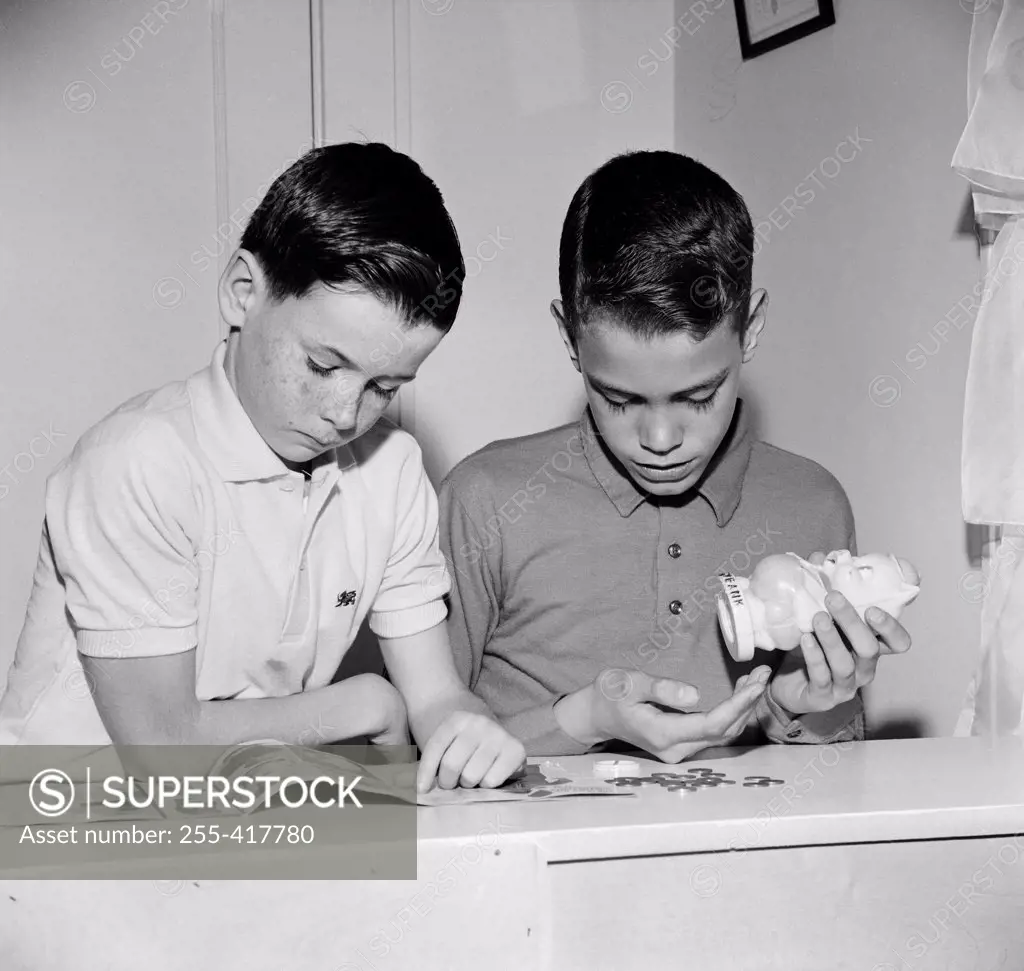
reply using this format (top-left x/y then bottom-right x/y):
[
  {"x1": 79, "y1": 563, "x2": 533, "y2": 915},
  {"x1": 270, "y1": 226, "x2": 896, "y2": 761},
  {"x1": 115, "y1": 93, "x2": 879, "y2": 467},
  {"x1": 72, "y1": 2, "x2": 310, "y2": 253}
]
[{"x1": 438, "y1": 399, "x2": 865, "y2": 756}]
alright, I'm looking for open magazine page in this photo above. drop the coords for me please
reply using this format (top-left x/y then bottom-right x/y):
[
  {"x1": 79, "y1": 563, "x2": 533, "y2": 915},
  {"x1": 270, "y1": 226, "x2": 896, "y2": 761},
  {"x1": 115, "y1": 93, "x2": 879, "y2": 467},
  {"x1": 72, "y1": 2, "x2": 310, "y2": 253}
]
[
  {"x1": 209, "y1": 746, "x2": 635, "y2": 808},
  {"x1": 417, "y1": 762, "x2": 634, "y2": 806},
  {"x1": 0, "y1": 745, "x2": 635, "y2": 829},
  {"x1": 209, "y1": 747, "x2": 636, "y2": 807}
]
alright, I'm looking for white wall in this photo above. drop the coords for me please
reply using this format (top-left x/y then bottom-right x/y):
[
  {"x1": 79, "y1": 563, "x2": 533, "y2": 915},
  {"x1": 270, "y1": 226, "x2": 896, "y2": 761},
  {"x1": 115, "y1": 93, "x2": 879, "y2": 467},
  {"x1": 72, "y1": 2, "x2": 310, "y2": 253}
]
[
  {"x1": 0, "y1": 0, "x2": 311, "y2": 681},
  {"x1": 2, "y1": 0, "x2": 984, "y2": 737},
  {"x1": 0, "y1": 0, "x2": 217, "y2": 679},
  {"x1": 401, "y1": 0, "x2": 677, "y2": 480},
  {"x1": 401, "y1": 0, "x2": 983, "y2": 736},
  {"x1": 670, "y1": 0, "x2": 980, "y2": 736},
  {"x1": 318, "y1": 0, "x2": 677, "y2": 676}
]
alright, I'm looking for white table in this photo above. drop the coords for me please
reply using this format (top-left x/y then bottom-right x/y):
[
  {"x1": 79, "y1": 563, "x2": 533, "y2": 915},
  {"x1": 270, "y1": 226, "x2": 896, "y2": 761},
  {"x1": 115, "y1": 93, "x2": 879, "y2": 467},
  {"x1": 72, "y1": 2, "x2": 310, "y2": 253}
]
[{"x1": 2, "y1": 736, "x2": 1023, "y2": 970}]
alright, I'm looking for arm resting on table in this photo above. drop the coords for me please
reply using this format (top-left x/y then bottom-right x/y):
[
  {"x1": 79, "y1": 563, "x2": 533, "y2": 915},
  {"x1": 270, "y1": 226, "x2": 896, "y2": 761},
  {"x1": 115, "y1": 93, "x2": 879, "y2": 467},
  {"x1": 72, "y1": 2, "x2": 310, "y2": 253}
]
[{"x1": 81, "y1": 649, "x2": 403, "y2": 747}]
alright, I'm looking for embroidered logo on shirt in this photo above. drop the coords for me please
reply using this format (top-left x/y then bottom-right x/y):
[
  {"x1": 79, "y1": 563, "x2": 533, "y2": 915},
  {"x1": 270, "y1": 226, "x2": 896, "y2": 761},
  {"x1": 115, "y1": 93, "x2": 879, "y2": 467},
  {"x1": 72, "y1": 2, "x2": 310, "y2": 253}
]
[{"x1": 336, "y1": 590, "x2": 357, "y2": 607}]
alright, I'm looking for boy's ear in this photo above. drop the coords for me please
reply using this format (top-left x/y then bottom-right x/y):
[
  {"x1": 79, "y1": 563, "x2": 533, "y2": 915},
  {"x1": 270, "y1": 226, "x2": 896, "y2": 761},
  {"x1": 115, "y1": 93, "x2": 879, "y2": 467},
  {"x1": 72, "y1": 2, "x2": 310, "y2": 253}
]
[
  {"x1": 218, "y1": 249, "x2": 263, "y2": 329},
  {"x1": 741, "y1": 288, "x2": 768, "y2": 363},
  {"x1": 551, "y1": 299, "x2": 581, "y2": 373}
]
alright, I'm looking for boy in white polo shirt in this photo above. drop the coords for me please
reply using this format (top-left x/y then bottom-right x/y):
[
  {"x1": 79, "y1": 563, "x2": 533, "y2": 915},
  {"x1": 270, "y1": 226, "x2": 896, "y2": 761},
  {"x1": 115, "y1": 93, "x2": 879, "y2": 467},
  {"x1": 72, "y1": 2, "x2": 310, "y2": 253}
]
[{"x1": 0, "y1": 142, "x2": 524, "y2": 793}]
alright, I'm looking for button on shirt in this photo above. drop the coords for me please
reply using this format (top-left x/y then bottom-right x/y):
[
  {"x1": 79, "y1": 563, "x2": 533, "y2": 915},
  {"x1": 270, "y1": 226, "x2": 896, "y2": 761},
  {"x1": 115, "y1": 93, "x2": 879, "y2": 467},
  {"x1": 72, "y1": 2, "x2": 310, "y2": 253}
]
[
  {"x1": 0, "y1": 341, "x2": 450, "y2": 744},
  {"x1": 439, "y1": 400, "x2": 863, "y2": 756}
]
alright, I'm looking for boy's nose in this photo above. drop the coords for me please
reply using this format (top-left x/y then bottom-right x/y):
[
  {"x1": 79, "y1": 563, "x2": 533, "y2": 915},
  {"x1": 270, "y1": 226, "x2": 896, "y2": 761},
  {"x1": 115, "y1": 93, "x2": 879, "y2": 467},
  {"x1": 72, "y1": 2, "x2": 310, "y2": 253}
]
[
  {"x1": 324, "y1": 376, "x2": 361, "y2": 429},
  {"x1": 322, "y1": 399, "x2": 359, "y2": 435},
  {"x1": 639, "y1": 416, "x2": 682, "y2": 455}
]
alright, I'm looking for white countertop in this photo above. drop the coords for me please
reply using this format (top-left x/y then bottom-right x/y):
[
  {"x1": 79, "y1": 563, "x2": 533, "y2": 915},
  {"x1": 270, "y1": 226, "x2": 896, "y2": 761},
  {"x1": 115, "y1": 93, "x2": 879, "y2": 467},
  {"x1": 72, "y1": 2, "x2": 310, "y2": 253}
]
[
  {"x1": 417, "y1": 736, "x2": 1024, "y2": 861},
  {"x1": 6, "y1": 736, "x2": 1022, "y2": 879}
]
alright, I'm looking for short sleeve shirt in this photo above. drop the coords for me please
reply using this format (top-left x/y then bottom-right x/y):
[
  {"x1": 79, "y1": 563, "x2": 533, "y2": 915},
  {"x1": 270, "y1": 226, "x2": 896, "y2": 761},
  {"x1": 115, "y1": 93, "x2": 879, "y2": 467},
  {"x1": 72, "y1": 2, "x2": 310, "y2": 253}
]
[
  {"x1": 0, "y1": 340, "x2": 449, "y2": 744},
  {"x1": 438, "y1": 400, "x2": 861, "y2": 753}
]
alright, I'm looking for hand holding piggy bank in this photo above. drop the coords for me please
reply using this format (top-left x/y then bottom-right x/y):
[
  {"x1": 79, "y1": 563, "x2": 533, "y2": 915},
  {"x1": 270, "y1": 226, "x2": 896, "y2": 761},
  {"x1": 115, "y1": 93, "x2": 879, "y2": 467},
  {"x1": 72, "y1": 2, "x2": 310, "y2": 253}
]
[{"x1": 715, "y1": 550, "x2": 920, "y2": 662}]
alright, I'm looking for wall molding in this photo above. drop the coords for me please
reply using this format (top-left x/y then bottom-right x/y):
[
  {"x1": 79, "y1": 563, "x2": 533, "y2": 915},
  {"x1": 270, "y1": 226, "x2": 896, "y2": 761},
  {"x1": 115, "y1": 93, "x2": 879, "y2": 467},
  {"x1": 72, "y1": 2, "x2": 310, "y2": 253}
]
[
  {"x1": 211, "y1": 0, "x2": 230, "y2": 338},
  {"x1": 310, "y1": 0, "x2": 326, "y2": 148},
  {"x1": 392, "y1": 0, "x2": 414, "y2": 432}
]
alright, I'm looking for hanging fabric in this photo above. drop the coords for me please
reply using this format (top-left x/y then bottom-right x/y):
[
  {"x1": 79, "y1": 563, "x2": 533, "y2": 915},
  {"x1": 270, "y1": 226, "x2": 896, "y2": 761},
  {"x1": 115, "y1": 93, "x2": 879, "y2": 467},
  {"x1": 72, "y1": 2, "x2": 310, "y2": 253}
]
[{"x1": 953, "y1": 0, "x2": 1024, "y2": 735}]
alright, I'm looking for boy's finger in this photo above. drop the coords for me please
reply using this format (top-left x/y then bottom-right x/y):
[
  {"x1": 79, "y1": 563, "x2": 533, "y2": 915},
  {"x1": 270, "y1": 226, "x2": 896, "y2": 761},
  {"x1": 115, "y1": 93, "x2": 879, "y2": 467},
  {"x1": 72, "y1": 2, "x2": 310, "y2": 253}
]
[
  {"x1": 458, "y1": 742, "x2": 502, "y2": 789},
  {"x1": 482, "y1": 746, "x2": 527, "y2": 789},
  {"x1": 644, "y1": 674, "x2": 764, "y2": 743},
  {"x1": 799, "y1": 632, "x2": 832, "y2": 691},
  {"x1": 865, "y1": 607, "x2": 912, "y2": 655},
  {"x1": 416, "y1": 720, "x2": 458, "y2": 793},
  {"x1": 506, "y1": 759, "x2": 528, "y2": 782},
  {"x1": 649, "y1": 684, "x2": 759, "y2": 746},
  {"x1": 852, "y1": 648, "x2": 880, "y2": 689},
  {"x1": 813, "y1": 608, "x2": 857, "y2": 681},
  {"x1": 648, "y1": 677, "x2": 701, "y2": 711},
  {"x1": 636, "y1": 670, "x2": 758, "y2": 743},
  {"x1": 702, "y1": 681, "x2": 766, "y2": 735},
  {"x1": 746, "y1": 665, "x2": 772, "y2": 686},
  {"x1": 827, "y1": 594, "x2": 879, "y2": 661},
  {"x1": 722, "y1": 706, "x2": 758, "y2": 741},
  {"x1": 728, "y1": 667, "x2": 770, "y2": 733},
  {"x1": 436, "y1": 734, "x2": 480, "y2": 790}
]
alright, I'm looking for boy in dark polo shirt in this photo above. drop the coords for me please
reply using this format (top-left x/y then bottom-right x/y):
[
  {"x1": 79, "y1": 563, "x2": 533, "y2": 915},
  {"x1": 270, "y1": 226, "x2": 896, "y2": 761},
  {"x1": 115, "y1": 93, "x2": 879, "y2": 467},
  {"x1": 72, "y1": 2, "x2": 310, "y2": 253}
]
[{"x1": 438, "y1": 150, "x2": 915, "y2": 759}]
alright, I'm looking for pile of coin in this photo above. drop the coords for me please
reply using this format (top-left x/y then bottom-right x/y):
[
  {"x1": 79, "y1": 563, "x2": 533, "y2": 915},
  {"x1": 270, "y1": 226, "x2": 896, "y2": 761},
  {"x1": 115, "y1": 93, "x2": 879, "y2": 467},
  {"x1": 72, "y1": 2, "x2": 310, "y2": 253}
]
[{"x1": 602, "y1": 767, "x2": 785, "y2": 791}]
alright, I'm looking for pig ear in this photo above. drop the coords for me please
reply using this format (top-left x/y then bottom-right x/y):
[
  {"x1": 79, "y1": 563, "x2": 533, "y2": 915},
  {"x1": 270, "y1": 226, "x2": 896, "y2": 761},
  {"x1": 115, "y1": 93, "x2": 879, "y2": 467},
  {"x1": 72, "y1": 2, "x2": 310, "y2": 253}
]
[{"x1": 892, "y1": 556, "x2": 920, "y2": 586}]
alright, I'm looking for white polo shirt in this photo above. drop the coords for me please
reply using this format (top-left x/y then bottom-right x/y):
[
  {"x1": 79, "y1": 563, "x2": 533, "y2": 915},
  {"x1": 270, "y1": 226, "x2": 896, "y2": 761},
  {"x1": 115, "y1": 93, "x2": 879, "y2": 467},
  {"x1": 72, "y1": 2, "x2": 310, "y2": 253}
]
[{"x1": 0, "y1": 341, "x2": 450, "y2": 744}]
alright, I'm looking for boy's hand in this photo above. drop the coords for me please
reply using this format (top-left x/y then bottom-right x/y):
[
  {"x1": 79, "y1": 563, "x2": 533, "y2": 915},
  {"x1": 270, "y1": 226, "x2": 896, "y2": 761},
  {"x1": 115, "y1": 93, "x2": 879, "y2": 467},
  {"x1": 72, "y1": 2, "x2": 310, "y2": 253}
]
[
  {"x1": 768, "y1": 553, "x2": 915, "y2": 716},
  {"x1": 416, "y1": 712, "x2": 526, "y2": 793},
  {"x1": 557, "y1": 666, "x2": 771, "y2": 763}
]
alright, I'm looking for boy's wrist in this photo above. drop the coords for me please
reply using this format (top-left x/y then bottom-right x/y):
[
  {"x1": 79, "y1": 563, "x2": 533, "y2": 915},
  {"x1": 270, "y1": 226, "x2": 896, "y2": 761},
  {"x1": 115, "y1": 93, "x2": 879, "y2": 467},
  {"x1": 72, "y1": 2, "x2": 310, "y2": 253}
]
[
  {"x1": 554, "y1": 683, "x2": 607, "y2": 746},
  {"x1": 335, "y1": 673, "x2": 406, "y2": 740}
]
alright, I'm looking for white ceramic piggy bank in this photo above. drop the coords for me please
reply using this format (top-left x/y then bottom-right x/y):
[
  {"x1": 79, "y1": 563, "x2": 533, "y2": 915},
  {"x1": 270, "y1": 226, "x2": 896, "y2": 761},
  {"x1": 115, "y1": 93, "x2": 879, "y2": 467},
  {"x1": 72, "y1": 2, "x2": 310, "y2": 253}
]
[{"x1": 715, "y1": 550, "x2": 920, "y2": 662}]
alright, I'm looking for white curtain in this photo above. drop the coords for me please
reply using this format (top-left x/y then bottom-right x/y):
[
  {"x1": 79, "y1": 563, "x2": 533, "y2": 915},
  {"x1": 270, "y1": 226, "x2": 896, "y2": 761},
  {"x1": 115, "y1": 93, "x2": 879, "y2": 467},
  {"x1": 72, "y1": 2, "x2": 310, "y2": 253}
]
[{"x1": 953, "y1": 0, "x2": 1024, "y2": 736}]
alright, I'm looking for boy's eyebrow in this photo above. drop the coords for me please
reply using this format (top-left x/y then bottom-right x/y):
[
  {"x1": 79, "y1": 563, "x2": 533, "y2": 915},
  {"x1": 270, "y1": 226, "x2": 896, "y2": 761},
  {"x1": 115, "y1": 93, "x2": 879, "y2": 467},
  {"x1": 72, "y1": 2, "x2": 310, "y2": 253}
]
[
  {"x1": 310, "y1": 342, "x2": 417, "y2": 382},
  {"x1": 590, "y1": 366, "x2": 731, "y2": 399}
]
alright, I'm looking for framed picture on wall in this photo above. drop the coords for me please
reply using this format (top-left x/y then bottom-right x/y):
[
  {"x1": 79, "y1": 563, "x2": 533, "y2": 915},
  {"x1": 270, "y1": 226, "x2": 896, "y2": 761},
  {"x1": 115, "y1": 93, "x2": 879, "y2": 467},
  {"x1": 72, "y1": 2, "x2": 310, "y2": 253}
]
[{"x1": 734, "y1": 0, "x2": 835, "y2": 60}]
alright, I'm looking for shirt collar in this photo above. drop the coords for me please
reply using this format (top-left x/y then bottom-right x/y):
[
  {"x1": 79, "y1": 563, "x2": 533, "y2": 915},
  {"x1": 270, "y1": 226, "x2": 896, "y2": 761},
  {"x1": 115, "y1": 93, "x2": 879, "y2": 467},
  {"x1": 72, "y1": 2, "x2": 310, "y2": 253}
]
[
  {"x1": 581, "y1": 398, "x2": 753, "y2": 527},
  {"x1": 188, "y1": 340, "x2": 339, "y2": 484}
]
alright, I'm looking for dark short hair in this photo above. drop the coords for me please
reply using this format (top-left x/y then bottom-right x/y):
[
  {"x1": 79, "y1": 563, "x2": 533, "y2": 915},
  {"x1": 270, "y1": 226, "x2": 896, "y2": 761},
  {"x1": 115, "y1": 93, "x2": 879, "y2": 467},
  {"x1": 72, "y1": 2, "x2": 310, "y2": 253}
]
[
  {"x1": 241, "y1": 143, "x2": 465, "y2": 332},
  {"x1": 558, "y1": 150, "x2": 753, "y2": 343}
]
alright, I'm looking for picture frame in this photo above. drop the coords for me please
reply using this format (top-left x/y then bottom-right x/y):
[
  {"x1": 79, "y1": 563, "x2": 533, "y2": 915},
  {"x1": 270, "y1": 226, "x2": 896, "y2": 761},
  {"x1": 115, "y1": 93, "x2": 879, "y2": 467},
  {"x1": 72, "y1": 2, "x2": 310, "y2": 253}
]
[{"x1": 734, "y1": 0, "x2": 836, "y2": 60}]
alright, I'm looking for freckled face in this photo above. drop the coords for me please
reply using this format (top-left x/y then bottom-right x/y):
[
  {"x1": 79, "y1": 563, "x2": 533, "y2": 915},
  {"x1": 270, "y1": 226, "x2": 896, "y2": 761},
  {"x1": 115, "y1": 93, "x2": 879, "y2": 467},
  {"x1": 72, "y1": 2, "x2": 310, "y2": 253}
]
[
  {"x1": 575, "y1": 316, "x2": 746, "y2": 498},
  {"x1": 225, "y1": 285, "x2": 443, "y2": 463}
]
